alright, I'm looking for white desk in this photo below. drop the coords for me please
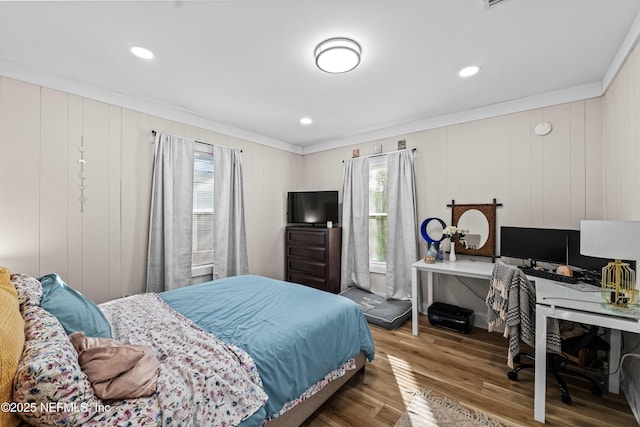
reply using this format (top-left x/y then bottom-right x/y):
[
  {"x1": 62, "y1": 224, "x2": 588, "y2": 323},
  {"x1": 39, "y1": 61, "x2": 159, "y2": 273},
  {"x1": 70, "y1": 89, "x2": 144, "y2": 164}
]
[
  {"x1": 411, "y1": 259, "x2": 494, "y2": 336},
  {"x1": 410, "y1": 259, "x2": 640, "y2": 424},
  {"x1": 534, "y1": 280, "x2": 640, "y2": 423}
]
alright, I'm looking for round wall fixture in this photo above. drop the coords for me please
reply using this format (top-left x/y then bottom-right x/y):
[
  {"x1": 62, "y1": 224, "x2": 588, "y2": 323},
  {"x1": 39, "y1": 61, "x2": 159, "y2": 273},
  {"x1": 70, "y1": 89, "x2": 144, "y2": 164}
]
[{"x1": 534, "y1": 122, "x2": 552, "y2": 136}]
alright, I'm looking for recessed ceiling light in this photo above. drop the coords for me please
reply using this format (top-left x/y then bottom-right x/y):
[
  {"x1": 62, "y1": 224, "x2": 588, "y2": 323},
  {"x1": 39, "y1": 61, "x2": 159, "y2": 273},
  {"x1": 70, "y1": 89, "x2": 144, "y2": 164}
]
[
  {"x1": 314, "y1": 38, "x2": 361, "y2": 74},
  {"x1": 131, "y1": 46, "x2": 154, "y2": 60},
  {"x1": 459, "y1": 65, "x2": 480, "y2": 77},
  {"x1": 300, "y1": 117, "x2": 313, "y2": 125}
]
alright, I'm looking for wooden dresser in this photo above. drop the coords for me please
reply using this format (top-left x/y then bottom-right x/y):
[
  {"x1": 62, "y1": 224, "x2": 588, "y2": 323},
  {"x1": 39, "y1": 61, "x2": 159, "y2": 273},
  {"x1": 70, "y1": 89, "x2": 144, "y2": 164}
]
[{"x1": 285, "y1": 226, "x2": 342, "y2": 293}]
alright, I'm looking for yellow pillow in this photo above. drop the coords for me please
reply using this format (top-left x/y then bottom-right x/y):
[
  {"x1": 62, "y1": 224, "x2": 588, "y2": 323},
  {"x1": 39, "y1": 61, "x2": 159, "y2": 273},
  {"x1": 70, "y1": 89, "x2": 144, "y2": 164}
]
[
  {"x1": 0, "y1": 268, "x2": 17, "y2": 298},
  {"x1": 0, "y1": 267, "x2": 25, "y2": 427}
]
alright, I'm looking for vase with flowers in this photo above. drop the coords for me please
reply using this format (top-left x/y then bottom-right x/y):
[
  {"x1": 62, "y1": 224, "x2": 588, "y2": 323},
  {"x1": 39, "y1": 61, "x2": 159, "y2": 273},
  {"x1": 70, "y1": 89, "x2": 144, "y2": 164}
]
[{"x1": 443, "y1": 225, "x2": 468, "y2": 262}]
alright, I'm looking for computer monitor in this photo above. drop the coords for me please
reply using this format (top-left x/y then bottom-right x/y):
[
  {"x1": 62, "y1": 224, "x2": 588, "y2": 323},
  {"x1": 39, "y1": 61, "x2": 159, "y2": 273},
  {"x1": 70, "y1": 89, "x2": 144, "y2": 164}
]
[
  {"x1": 500, "y1": 226, "x2": 568, "y2": 265},
  {"x1": 567, "y1": 229, "x2": 635, "y2": 272}
]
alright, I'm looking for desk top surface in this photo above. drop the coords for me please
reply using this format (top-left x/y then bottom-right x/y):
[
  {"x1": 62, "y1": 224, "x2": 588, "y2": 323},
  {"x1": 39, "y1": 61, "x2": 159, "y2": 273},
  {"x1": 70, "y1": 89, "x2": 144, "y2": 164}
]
[
  {"x1": 411, "y1": 259, "x2": 494, "y2": 278},
  {"x1": 412, "y1": 258, "x2": 640, "y2": 321},
  {"x1": 535, "y1": 278, "x2": 640, "y2": 320}
]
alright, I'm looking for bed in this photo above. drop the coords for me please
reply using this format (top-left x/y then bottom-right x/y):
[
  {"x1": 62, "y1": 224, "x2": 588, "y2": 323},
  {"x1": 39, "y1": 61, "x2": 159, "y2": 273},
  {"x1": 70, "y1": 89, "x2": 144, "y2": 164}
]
[{"x1": 4, "y1": 272, "x2": 375, "y2": 427}]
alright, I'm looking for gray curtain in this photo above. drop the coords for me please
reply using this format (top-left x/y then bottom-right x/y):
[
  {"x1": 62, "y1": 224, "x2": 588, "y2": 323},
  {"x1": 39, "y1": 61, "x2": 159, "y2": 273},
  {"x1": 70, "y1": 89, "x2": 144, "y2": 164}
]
[
  {"x1": 146, "y1": 133, "x2": 194, "y2": 292},
  {"x1": 385, "y1": 150, "x2": 418, "y2": 300},
  {"x1": 213, "y1": 145, "x2": 248, "y2": 279},
  {"x1": 341, "y1": 156, "x2": 371, "y2": 291}
]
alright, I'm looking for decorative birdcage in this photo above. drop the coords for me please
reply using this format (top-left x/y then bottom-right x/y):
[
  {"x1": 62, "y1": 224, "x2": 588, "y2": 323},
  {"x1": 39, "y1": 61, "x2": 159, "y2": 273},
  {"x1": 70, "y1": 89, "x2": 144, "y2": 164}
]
[{"x1": 601, "y1": 260, "x2": 638, "y2": 308}]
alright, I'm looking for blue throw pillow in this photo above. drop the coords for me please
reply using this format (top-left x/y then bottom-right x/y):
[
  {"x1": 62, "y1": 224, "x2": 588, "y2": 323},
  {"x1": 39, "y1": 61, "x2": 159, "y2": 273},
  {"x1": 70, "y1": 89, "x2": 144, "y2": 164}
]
[{"x1": 38, "y1": 273, "x2": 112, "y2": 338}]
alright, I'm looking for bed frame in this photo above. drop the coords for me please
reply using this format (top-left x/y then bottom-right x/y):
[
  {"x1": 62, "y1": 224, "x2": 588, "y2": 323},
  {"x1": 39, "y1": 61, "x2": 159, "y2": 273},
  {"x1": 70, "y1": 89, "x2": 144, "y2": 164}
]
[{"x1": 264, "y1": 352, "x2": 367, "y2": 426}]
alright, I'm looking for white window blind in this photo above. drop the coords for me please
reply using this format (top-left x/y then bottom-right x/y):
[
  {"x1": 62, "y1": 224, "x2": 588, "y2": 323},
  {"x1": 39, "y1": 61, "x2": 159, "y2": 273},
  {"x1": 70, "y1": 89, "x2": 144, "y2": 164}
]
[{"x1": 192, "y1": 151, "x2": 214, "y2": 267}]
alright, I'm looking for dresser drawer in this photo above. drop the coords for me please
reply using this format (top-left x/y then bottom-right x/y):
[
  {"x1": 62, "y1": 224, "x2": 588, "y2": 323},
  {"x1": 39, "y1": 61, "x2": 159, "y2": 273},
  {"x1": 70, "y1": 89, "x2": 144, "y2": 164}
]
[
  {"x1": 288, "y1": 272, "x2": 329, "y2": 292},
  {"x1": 288, "y1": 259, "x2": 326, "y2": 276},
  {"x1": 287, "y1": 229, "x2": 327, "y2": 246},
  {"x1": 285, "y1": 226, "x2": 341, "y2": 294},
  {"x1": 288, "y1": 245, "x2": 326, "y2": 261}
]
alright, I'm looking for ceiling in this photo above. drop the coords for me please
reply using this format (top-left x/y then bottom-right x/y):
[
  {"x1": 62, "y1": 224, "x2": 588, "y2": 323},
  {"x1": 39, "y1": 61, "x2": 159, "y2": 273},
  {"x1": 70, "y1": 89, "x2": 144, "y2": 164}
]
[{"x1": 0, "y1": 1, "x2": 639, "y2": 154}]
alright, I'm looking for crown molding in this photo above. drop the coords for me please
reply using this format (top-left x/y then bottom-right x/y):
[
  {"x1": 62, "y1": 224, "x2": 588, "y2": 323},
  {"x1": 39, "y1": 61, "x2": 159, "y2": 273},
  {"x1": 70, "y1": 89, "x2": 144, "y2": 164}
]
[
  {"x1": 301, "y1": 82, "x2": 603, "y2": 155},
  {"x1": 0, "y1": 58, "x2": 303, "y2": 155},
  {"x1": 602, "y1": 9, "x2": 640, "y2": 92}
]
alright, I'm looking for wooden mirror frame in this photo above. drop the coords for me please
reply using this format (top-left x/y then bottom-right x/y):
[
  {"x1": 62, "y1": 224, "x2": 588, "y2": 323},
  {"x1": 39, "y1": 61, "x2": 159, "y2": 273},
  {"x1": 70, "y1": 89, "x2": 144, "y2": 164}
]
[{"x1": 448, "y1": 199, "x2": 502, "y2": 261}]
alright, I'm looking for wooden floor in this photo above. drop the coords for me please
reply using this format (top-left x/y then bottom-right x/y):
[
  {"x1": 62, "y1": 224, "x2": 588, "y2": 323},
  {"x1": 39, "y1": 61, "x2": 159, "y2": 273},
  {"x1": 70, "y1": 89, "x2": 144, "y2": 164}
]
[{"x1": 302, "y1": 319, "x2": 637, "y2": 427}]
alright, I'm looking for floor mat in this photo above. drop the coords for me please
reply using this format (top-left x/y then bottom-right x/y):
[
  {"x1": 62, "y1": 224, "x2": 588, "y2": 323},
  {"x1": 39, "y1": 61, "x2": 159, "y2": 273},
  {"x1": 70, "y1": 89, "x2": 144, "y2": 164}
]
[{"x1": 340, "y1": 287, "x2": 411, "y2": 330}]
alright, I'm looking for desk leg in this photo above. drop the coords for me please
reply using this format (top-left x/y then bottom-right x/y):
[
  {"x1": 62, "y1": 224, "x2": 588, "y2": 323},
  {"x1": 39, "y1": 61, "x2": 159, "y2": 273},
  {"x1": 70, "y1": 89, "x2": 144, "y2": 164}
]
[
  {"x1": 609, "y1": 329, "x2": 622, "y2": 394},
  {"x1": 427, "y1": 271, "x2": 434, "y2": 308},
  {"x1": 534, "y1": 305, "x2": 549, "y2": 423},
  {"x1": 412, "y1": 267, "x2": 419, "y2": 336}
]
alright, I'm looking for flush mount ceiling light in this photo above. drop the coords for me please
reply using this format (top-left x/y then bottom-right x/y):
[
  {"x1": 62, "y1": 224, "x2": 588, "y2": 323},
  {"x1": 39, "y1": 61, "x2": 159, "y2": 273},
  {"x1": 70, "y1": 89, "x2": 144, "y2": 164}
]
[
  {"x1": 459, "y1": 65, "x2": 480, "y2": 77},
  {"x1": 131, "y1": 46, "x2": 154, "y2": 60},
  {"x1": 314, "y1": 37, "x2": 361, "y2": 74},
  {"x1": 300, "y1": 117, "x2": 313, "y2": 125}
]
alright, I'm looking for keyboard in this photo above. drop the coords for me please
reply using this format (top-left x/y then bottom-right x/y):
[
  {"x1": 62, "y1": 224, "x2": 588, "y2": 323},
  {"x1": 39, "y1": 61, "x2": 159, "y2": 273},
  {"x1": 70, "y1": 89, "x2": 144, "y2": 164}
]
[{"x1": 518, "y1": 266, "x2": 579, "y2": 284}]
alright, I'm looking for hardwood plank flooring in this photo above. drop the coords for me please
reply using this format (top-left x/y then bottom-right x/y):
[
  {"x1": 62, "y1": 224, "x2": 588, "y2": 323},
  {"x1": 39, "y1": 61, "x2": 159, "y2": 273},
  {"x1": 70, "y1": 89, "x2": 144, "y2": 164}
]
[{"x1": 302, "y1": 319, "x2": 637, "y2": 426}]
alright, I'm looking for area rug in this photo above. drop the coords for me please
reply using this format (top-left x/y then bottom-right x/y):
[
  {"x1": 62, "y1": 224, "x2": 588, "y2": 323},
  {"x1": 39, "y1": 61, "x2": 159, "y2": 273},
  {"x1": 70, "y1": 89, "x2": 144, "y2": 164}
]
[{"x1": 394, "y1": 389, "x2": 504, "y2": 427}]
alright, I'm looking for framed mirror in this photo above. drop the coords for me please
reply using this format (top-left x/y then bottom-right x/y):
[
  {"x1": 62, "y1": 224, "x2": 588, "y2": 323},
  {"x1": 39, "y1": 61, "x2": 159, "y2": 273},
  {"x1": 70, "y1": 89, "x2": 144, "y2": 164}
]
[{"x1": 448, "y1": 199, "x2": 502, "y2": 260}]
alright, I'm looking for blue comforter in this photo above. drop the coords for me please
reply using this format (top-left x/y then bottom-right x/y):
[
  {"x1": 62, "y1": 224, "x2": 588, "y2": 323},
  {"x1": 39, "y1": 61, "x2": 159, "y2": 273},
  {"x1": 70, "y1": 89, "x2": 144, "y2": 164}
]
[{"x1": 159, "y1": 275, "x2": 375, "y2": 424}]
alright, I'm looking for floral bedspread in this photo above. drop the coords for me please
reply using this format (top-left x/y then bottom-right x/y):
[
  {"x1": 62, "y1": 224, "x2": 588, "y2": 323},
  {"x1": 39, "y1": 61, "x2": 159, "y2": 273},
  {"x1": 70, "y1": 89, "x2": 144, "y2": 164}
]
[{"x1": 99, "y1": 293, "x2": 268, "y2": 427}]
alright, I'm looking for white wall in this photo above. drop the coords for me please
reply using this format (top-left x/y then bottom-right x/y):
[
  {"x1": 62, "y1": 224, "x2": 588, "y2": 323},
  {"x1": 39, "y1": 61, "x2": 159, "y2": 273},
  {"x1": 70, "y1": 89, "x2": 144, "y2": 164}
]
[
  {"x1": 603, "y1": 38, "x2": 640, "y2": 421},
  {"x1": 303, "y1": 98, "x2": 604, "y2": 320},
  {"x1": 0, "y1": 76, "x2": 301, "y2": 303}
]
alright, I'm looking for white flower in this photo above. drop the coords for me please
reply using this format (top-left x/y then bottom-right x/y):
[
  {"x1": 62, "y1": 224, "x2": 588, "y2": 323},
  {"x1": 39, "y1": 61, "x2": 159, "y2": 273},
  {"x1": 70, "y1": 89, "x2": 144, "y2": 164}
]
[{"x1": 443, "y1": 225, "x2": 468, "y2": 242}]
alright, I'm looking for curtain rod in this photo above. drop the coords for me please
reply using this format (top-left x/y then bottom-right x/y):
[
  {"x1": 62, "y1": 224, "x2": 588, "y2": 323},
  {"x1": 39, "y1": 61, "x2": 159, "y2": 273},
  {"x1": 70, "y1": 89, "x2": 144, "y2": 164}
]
[
  {"x1": 151, "y1": 130, "x2": 243, "y2": 153},
  {"x1": 342, "y1": 147, "x2": 416, "y2": 162}
]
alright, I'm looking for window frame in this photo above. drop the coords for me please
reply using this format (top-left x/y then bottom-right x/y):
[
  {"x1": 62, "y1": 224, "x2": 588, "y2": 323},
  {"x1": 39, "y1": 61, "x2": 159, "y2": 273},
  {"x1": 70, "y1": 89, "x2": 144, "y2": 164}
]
[{"x1": 368, "y1": 156, "x2": 388, "y2": 273}]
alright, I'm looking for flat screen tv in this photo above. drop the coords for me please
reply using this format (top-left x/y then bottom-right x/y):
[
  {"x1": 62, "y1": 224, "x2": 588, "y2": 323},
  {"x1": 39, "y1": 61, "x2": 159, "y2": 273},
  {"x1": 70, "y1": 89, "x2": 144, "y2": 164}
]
[
  {"x1": 500, "y1": 226, "x2": 568, "y2": 265},
  {"x1": 287, "y1": 191, "x2": 339, "y2": 225}
]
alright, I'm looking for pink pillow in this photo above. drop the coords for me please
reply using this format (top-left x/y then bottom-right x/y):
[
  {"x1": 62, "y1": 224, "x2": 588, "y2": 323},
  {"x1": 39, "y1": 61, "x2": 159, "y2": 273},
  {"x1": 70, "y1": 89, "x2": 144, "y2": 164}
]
[{"x1": 69, "y1": 332, "x2": 159, "y2": 400}]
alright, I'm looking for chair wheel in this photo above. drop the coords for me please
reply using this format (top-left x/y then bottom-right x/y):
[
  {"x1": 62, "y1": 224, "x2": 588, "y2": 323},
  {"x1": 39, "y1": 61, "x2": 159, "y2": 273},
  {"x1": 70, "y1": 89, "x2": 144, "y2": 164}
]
[
  {"x1": 591, "y1": 386, "x2": 603, "y2": 396},
  {"x1": 507, "y1": 371, "x2": 518, "y2": 381},
  {"x1": 513, "y1": 355, "x2": 521, "y2": 364},
  {"x1": 561, "y1": 394, "x2": 572, "y2": 405}
]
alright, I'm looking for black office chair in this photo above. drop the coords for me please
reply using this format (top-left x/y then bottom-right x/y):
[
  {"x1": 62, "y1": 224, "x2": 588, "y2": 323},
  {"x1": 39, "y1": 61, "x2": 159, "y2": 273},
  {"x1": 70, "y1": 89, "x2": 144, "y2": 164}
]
[
  {"x1": 487, "y1": 260, "x2": 608, "y2": 405},
  {"x1": 507, "y1": 323, "x2": 609, "y2": 405}
]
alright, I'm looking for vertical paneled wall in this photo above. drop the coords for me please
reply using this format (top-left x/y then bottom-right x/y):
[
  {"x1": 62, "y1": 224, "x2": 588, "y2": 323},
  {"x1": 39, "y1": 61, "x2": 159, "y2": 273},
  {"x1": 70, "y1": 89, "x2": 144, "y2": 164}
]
[
  {"x1": 602, "y1": 38, "x2": 640, "y2": 415},
  {"x1": 302, "y1": 98, "x2": 603, "y2": 316},
  {"x1": 303, "y1": 98, "x2": 603, "y2": 251},
  {"x1": 0, "y1": 76, "x2": 300, "y2": 303},
  {"x1": 0, "y1": 78, "x2": 40, "y2": 277},
  {"x1": 603, "y1": 42, "x2": 640, "y2": 221}
]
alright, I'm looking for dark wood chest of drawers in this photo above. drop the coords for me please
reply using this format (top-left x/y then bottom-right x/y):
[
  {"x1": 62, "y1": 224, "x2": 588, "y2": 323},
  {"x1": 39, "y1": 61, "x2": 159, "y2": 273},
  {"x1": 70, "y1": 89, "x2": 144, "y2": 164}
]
[{"x1": 285, "y1": 226, "x2": 342, "y2": 293}]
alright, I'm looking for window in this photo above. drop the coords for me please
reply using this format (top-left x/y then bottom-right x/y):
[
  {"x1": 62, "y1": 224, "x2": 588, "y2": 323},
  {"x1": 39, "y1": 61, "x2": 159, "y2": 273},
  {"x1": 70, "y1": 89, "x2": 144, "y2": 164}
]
[
  {"x1": 192, "y1": 150, "x2": 214, "y2": 267},
  {"x1": 369, "y1": 156, "x2": 387, "y2": 265}
]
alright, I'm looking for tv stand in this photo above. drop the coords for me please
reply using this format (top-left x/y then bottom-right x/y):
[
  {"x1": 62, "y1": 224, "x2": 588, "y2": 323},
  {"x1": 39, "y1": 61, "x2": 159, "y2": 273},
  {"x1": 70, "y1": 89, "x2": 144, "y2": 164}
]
[{"x1": 285, "y1": 226, "x2": 341, "y2": 293}]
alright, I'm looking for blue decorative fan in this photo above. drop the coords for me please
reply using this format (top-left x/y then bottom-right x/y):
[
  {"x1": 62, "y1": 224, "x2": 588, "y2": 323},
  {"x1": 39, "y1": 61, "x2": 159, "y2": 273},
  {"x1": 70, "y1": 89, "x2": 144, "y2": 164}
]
[{"x1": 420, "y1": 217, "x2": 447, "y2": 244}]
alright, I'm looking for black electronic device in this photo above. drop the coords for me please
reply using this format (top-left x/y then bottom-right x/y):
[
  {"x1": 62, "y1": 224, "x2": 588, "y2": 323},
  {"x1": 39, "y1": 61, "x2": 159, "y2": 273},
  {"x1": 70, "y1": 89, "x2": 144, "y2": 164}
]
[
  {"x1": 500, "y1": 226, "x2": 568, "y2": 265},
  {"x1": 518, "y1": 265, "x2": 579, "y2": 284},
  {"x1": 567, "y1": 229, "x2": 635, "y2": 272},
  {"x1": 287, "y1": 191, "x2": 339, "y2": 225},
  {"x1": 427, "y1": 302, "x2": 473, "y2": 334},
  {"x1": 567, "y1": 230, "x2": 610, "y2": 273}
]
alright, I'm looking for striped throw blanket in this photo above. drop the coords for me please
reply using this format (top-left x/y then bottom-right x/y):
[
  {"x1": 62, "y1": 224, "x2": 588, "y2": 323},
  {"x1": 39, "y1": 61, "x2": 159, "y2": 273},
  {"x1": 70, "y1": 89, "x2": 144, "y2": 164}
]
[{"x1": 486, "y1": 261, "x2": 561, "y2": 368}]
